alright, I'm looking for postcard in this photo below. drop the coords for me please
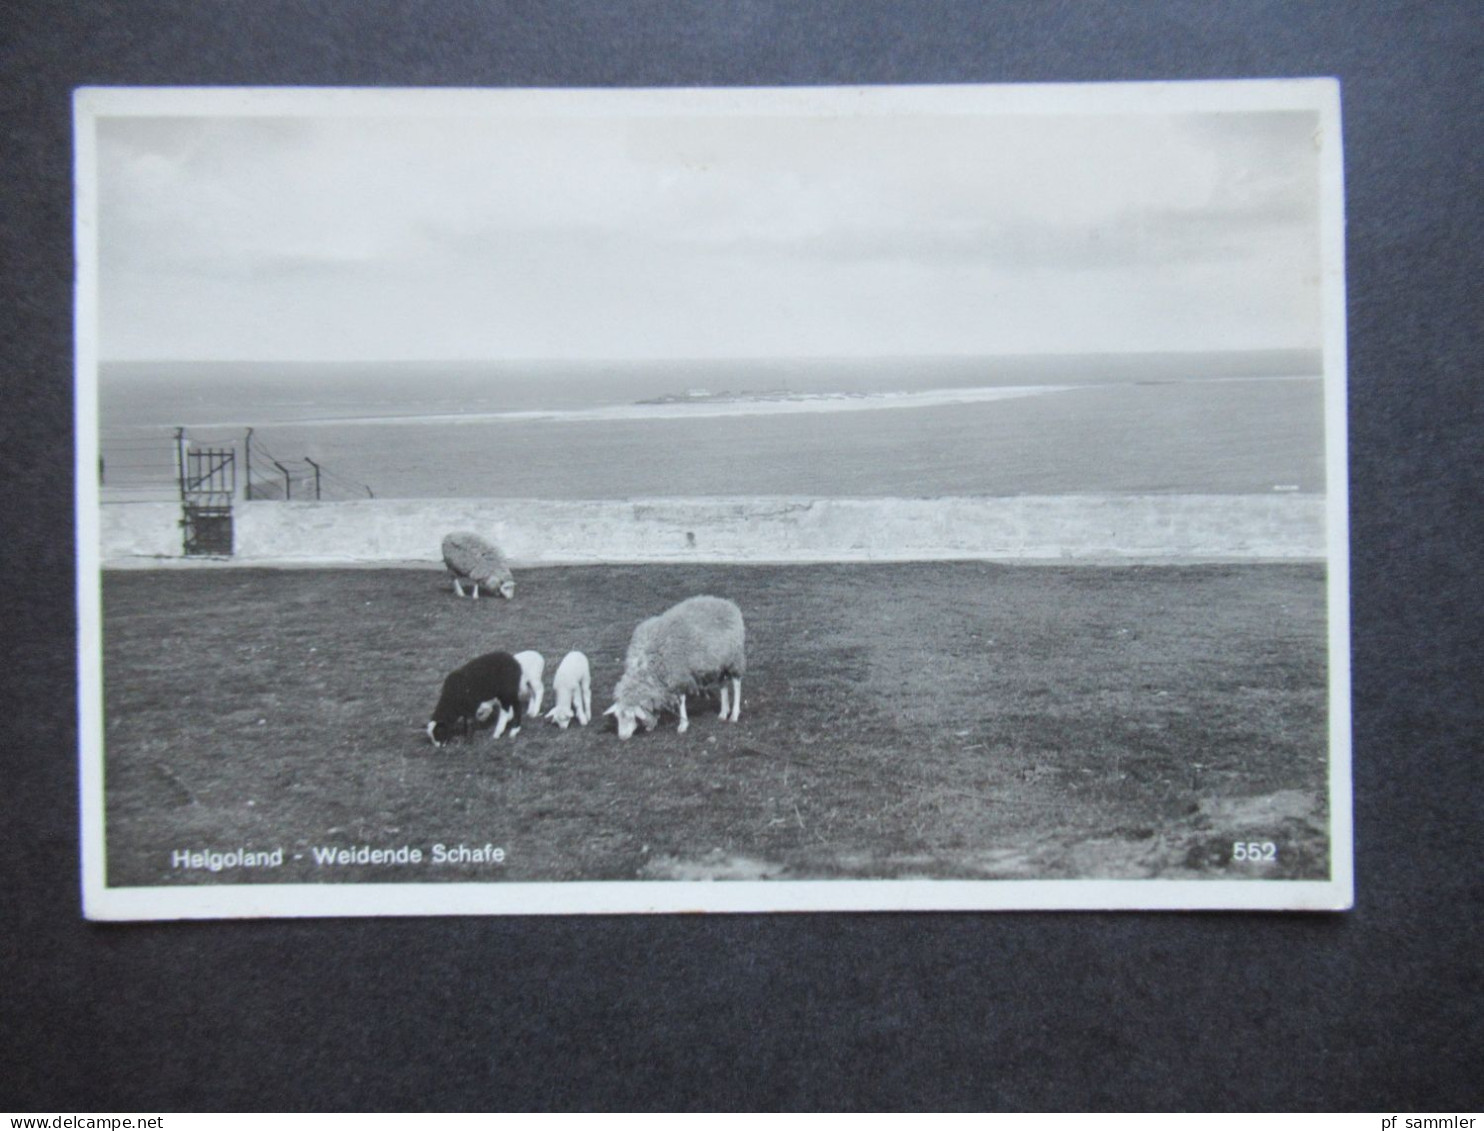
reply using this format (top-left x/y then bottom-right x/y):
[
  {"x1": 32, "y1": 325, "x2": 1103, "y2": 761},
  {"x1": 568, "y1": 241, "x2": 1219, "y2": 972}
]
[{"x1": 76, "y1": 80, "x2": 1350, "y2": 918}]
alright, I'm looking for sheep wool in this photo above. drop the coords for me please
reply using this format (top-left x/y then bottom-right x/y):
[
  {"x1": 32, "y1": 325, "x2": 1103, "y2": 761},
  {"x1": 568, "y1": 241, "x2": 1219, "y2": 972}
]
[
  {"x1": 440, "y1": 531, "x2": 515, "y2": 599},
  {"x1": 513, "y1": 650, "x2": 545, "y2": 718},
  {"x1": 426, "y1": 650, "x2": 525, "y2": 746},
  {"x1": 545, "y1": 650, "x2": 593, "y2": 729},
  {"x1": 608, "y1": 596, "x2": 745, "y2": 739}
]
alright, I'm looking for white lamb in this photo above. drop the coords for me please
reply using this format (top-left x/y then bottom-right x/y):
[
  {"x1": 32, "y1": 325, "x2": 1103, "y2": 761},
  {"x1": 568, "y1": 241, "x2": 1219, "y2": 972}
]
[
  {"x1": 440, "y1": 531, "x2": 515, "y2": 599},
  {"x1": 604, "y1": 595, "x2": 745, "y2": 740},
  {"x1": 544, "y1": 651, "x2": 592, "y2": 729},
  {"x1": 513, "y1": 650, "x2": 545, "y2": 718}
]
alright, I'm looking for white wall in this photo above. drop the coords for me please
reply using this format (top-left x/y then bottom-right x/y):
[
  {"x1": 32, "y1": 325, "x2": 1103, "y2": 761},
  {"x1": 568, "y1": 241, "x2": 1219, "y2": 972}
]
[
  {"x1": 99, "y1": 495, "x2": 1327, "y2": 566},
  {"x1": 99, "y1": 502, "x2": 182, "y2": 559}
]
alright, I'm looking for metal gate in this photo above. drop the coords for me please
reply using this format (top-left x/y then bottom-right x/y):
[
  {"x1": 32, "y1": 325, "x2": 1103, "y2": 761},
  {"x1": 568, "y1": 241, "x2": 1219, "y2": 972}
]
[{"x1": 181, "y1": 446, "x2": 236, "y2": 556}]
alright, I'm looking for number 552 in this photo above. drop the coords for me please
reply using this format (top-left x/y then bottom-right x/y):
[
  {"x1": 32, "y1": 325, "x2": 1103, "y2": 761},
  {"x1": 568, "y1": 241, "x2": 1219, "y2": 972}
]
[{"x1": 1233, "y1": 841, "x2": 1277, "y2": 862}]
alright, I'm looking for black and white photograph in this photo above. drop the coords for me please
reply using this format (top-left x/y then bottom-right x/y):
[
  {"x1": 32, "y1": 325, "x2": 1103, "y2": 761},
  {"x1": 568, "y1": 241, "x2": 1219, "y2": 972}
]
[{"x1": 76, "y1": 80, "x2": 1351, "y2": 918}]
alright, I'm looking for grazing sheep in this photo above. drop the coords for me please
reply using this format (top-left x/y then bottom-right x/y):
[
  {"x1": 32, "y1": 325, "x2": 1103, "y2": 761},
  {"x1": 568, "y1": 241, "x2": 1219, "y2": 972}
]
[
  {"x1": 544, "y1": 651, "x2": 592, "y2": 729},
  {"x1": 441, "y1": 531, "x2": 515, "y2": 600},
  {"x1": 604, "y1": 596, "x2": 745, "y2": 740},
  {"x1": 426, "y1": 651, "x2": 524, "y2": 745},
  {"x1": 513, "y1": 650, "x2": 545, "y2": 718}
]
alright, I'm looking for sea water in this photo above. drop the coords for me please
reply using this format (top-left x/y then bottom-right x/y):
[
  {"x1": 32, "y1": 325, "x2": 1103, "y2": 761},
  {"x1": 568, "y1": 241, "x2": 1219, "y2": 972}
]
[{"x1": 97, "y1": 353, "x2": 1324, "y2": 499}]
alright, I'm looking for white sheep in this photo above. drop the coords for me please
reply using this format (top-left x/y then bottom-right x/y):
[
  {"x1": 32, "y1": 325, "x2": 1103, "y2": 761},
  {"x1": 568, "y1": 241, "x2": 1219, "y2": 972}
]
[
  {"x1": 604, "y1": 596, "x2": 745, "y2": 740},
  {"x1": 513, "y1": 650, "x2": 545, "y2": 718},
  {"x1": 440, "y1": 531, "x2": 515, "y2": 599},
  {"x1": 543, "y1": 651, "x2": 592, "y2": 729}
]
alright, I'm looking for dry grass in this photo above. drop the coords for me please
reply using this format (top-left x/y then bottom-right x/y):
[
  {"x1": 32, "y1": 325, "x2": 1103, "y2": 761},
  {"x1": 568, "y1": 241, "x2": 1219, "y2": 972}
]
[{"x1": 101, "y1": 561, "x2": 1331, "y2": 887}]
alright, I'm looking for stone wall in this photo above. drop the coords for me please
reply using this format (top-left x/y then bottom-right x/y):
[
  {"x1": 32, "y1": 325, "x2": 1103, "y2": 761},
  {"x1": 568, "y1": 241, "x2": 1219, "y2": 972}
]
[{"x1": 99, "y1": 494, "x2": 1328, "y2": 565}]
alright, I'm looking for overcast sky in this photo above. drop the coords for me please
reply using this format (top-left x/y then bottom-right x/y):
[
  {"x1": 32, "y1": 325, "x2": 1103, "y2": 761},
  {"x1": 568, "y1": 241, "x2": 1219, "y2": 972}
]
[{"x1": 92, "y1": 94, "x2": 1324, "y2": 363}]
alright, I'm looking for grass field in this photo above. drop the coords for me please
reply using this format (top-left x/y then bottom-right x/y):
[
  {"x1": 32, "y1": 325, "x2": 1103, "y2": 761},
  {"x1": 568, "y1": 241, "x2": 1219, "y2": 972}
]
[{"x1": 100, "y1": 561, "x2": 1331, "y2": 888}]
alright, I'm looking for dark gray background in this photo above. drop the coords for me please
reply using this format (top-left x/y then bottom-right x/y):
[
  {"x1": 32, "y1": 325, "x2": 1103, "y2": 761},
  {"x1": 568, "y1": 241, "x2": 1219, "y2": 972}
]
[{"x1": 3, "y1": 1, "x2": 1480, "y2": 1111}]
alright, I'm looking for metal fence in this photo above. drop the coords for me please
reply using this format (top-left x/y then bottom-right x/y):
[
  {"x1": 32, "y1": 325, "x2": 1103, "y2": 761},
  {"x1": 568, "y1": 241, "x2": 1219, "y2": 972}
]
[
  {"x1": 99, "y1": 426, "x2": 374, "y2": 556},
  {"x1": 244, "y1": 429, "x2": 374, "y2": 501},
  {"x1": 99, "y1": 427, "x2": 373, "y2": 503}
]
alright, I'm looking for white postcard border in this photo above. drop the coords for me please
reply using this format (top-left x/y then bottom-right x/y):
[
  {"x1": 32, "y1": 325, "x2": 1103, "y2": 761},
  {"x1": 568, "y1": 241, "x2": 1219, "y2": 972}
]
[{"x1": 76, "y1": 79, "x2": 1353, "y2": 919}]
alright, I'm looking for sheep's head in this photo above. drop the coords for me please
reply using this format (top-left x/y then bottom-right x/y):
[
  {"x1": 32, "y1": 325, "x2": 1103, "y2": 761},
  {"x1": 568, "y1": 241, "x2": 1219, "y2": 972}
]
[
  {"x1": 545, "y1": 705, "x2": 572, "y2": 730},
  {"x1": 496, "y1": 579, "x2": 516, "y2": 599},
  {"x1": 605, "y1": 703, "x2": 656, "y2": 740}
]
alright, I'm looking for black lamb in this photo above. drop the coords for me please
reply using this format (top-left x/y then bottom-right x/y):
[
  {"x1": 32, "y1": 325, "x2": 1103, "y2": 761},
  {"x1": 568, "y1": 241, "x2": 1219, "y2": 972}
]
[{"x1": 426, "y1": 651, "x2": 524, "y2": 745}]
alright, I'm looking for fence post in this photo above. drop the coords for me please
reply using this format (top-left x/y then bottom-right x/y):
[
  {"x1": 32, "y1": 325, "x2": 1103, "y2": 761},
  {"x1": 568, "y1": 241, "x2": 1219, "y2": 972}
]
[
  {"x1": 304, "y1": 456, "x2": 322, "y2": 500},
  {"x1": 174, "y1": 427, "x2": 187, "y2": 500},
  {"x1": 243, "y1": 428, "x2": 253, "y2": 501},
  {"x1": 272, "y1": 459, "x2": 292, "y2": 500}
]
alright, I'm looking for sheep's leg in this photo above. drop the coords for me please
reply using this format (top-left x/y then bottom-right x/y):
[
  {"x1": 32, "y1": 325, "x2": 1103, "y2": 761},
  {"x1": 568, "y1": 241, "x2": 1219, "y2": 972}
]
[
  {"x1": 577, "y1": 682, "x2": 591, "y2": 726},
  {"x1": 729, "y1": 677, "x2": 742, "y2": 721},
  {"x1": 529, "y1": 684, "x2": 543, "y2": 718},
  {"x1": 453, "y1": 577, "x2": 465, "y2": 598},
  {"x1": 491, "y1": 704, "x2": 511, "y2": 738},
  {"x1": 719, "y1": 684, "x2": 730, "y2": 719},
  {"x1": 676, "y1": 695, "x2": 689, "y2": 734},
  {"x1": 472, "y1": 582, "x2": 480, "y2": 599}
]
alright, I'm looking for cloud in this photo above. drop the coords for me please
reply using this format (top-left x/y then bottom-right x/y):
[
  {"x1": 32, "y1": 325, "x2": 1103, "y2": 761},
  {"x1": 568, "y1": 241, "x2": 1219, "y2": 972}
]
[{"x1": 94, "y1": 105, "x2": 1324, "y2": 361}]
